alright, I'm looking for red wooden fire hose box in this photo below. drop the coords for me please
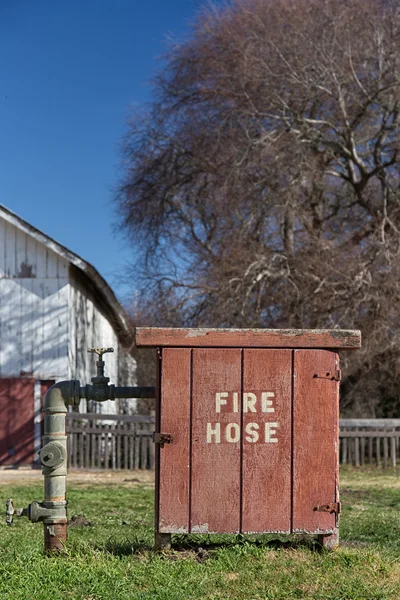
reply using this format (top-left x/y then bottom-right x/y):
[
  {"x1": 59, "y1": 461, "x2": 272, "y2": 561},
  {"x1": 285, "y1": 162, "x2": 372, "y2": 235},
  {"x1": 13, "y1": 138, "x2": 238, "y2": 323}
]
[{"x1": 136, "y1": 328, "x2": 361, "y2": 550}]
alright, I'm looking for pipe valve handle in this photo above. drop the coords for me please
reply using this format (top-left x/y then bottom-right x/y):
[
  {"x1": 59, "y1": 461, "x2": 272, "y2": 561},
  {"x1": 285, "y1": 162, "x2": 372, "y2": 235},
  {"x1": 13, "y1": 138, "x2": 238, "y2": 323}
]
[
  {"x1": 87, "y1": 347, "x2": 114, "y2": 361},
  {"x1": 6, "y1": 498, "x2": 14, "y2": 525},
  {"x1": 6, "y1": 499, "x2": 25, "y2": 525}
]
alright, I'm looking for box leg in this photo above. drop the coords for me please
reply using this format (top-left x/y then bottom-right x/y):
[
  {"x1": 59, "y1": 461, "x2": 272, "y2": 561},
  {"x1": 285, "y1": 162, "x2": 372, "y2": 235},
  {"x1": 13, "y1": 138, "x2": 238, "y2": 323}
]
[
  {"x1": 155, "y1": 532, "x2": 172, "y2": 550},
  {"x1": 317, "y1": 529, "x2": 339, "y2": 551}
]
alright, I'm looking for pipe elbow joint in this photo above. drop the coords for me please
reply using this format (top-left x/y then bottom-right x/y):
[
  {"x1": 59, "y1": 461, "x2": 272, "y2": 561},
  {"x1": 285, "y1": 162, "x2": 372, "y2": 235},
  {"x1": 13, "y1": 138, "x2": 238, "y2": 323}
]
[{"x1": 43, "y1": 380, "x2": 81, "y2": 414}]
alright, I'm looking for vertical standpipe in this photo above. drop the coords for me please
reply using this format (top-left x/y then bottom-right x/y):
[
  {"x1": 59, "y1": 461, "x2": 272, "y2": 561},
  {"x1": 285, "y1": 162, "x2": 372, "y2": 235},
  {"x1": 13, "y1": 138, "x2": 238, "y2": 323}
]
[
  {"x1": 6, "y1": 346, "x2": 155, "y2": 553},
  {"x1": 40, "y1": 380, "x2": 81, "y2": 551}
]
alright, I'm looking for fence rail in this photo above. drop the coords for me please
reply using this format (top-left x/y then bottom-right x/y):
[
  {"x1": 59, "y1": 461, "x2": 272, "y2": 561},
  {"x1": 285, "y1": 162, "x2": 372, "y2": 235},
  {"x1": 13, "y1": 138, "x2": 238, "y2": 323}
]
[
  {"x1": 66, "y1": 413, "x2": 155, "y2": 470},
  {"x1": 66, "y1": 415, "x2": 400, "y2": 470}
]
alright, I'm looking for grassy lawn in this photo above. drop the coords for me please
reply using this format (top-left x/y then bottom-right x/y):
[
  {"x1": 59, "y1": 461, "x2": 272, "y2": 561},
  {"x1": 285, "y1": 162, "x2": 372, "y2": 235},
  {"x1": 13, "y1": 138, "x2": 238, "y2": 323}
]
[{"x1": 1, "y1": 467, "x2": 400, "y2": 599}]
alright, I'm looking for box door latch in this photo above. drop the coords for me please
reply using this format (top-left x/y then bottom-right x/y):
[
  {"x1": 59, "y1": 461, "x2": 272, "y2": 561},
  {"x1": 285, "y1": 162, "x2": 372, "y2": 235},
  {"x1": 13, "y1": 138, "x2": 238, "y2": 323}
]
[
  {"x1": 314, "y1": 502, "x2": 342, "y2": 515},
  {"x1": 153, "y1": 432, "x2": 173, "y2": 448},
  {"x1": 313, "y1": 370, "x2": 341, "y2": 382}
]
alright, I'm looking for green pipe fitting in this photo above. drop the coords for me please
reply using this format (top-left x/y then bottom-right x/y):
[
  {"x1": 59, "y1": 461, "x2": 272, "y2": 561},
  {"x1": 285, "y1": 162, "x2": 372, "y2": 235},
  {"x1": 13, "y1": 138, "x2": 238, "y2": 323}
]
[
  {"x1": 25, "y1": 501, "x2": 67, "y2": 524},
  {"x1": 6, "y1": 499, "x2": 67, "y2": 525},
  {"x1": 39, "y1": 442, "x2": 66, "y2": 470}
]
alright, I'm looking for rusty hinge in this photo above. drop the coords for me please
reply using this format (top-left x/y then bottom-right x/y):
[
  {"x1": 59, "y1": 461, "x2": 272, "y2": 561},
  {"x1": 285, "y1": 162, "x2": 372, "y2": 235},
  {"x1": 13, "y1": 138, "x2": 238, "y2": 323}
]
[
  {"x1": 152, "y1": 432, "x2": 173, "y2": 448},
  {"x1": 314, "y1": 502, "x2": 342, "y2": 515},
  {"x1": 313, "y1": 369, "x2": 341, "y2": 382}
]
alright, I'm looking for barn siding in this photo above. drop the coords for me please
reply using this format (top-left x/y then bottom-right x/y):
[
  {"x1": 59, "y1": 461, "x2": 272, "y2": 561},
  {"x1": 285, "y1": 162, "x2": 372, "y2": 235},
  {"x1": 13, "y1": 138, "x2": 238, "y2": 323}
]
[
  {"x1": 0, "y1": 278, "x2": 69, "y2": 379},
  {"x1": 0, "y1": 219, "x2": 69, "y2": 279},
  {"x1": 68, "y1": 273, "x2": 136, "y2": 413}
]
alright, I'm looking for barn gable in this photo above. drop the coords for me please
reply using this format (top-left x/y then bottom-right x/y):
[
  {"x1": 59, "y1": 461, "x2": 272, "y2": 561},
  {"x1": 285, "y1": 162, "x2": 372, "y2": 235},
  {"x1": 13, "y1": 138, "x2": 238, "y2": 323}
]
[
  {"x1": 0, "y1": 204, "x2": 136, "y2": 387},
  {"x1": 0, "y1": 205, "x2": 137, "y2": 464}
]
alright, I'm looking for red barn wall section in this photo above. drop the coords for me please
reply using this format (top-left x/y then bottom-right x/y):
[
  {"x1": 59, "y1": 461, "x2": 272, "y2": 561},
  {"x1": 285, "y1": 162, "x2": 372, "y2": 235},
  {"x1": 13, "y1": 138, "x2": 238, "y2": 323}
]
[{"x1": 0, "y1": 378, "x2": 54, "y2": 465}]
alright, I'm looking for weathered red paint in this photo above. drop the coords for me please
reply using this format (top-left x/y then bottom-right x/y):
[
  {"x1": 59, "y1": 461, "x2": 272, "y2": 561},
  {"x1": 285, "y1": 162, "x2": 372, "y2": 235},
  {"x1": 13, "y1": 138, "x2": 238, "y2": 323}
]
[
  {"x1": 191, "y1": 348, "x2": 242, "y2": 533},
  {"x1": 138, "y1": 328, "x2": 357, "y2": 546},
  {"x1": 242, "y1": 349, "x2": 292, "y2": 533},
  {"x1": 292, "y1": 350, "x2": 339, "y2": 534},
  {"x1": 0, "y1": 378, "x2": 54, "y2": 466},
  {"x1": 158, "y1": 348, "x2": 191, "y2": 533},
  {"x1": 0, "y1": 378, "x2": 35, "y2": 465},
  {"x1": 136, "y1": 327, "x2": 361, "y2": 349}
]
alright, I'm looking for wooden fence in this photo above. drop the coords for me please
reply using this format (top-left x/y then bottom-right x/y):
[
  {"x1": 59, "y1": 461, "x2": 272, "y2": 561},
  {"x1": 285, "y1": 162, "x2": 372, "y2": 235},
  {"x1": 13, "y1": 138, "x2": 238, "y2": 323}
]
[
  {"x1": 66, "y1": 414, "x2": 400, "y2": 470},
  {"x1": 66, "y1": 413, "x2": 155, "y2": 470},
  {"x1": 340, "y1": 419, "x2": 400, "y2": 468}
]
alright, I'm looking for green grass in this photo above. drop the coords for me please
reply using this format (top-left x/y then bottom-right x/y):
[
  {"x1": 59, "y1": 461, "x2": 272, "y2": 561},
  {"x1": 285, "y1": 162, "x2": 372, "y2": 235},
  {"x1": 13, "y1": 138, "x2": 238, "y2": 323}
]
[{"x1": 1, "y1": 468, "x2": 400, "y2": 599}]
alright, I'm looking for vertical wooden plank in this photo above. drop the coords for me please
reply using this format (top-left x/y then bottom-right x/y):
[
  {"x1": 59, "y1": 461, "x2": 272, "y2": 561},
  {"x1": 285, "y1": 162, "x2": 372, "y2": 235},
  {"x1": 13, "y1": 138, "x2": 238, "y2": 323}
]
[
  {"x1": 242, "y1": 349, "x2": 292, "y2": 533},
  {"x1": 342, "y1": 437, "x2": 347, "y2": 464},
  {"x1": 191, "y1": 348, "x2": 241, "y2": 533},
  {"x1": 293, "y1": 350, "x2": 338, "y2": 534},
  {"x1": 85, "y1": 421, "x2": 90, "y2": 469},
  {"x1": 72, "y1": 431, "x2": 77, "y2": 468},
  {"x1": 149, "y1": 418, "x2": 155, "y2": 471},
  {"x1": 158, "y1": 348, "x2": 191, "y2": 533},
  {"x1": 376, "y1": 438, "x2": 381, "y2": 467},
  {"x1": 129, "y1": 423, "x2": 134, "y2": 469},
  {"x1": 134, "y1": 424, "x2": 140, "y2": 469},
  {"x1": 355, "y1": 437, "x2": 360, "y2": 467},
  {"x1": 15, "y1": 228, "x2": 27, "y2": 277},
  {"x1": 124, "y1": 423, "x2": 128, "y2": 469},
  {"x1": 104, "y1": 428, "x2": 109, "y2": 469},
  {"x1": 144, "y1": 434, "x2": 149, "y2": 469},
  {"x1": 112, "y1": 425, "x2": 116, "y2": 470},
  {"x1": 117, "y1": 424, "x2": 121, "y2": 469},
  {"x1": 90, "y1": 421, "x2": 95, "y2": 468},
  {"x1": 78, "y1": 423, "x2": 83, "y2": 468},
  {"x1": 4, "y1": 221, "x2": 17, "y2": 277},
  {"x1": 360, "y1": 437, "x2": 365, "y2": 466},
  {"x1": 46, "y1": 248, "x2": 58, "y2": 278},
  {"x1": 391, "y1": 435, "x2": 396, "y2": 468},
  {"x1": 383, "y1": 437, "x2": 388, "y2": 468},
  {"x1": 97, "y1": 428, "x2": 102, "y2": 468},
  {"x1": 368, "y1": 437, "x2": 373, "y2": 465}
]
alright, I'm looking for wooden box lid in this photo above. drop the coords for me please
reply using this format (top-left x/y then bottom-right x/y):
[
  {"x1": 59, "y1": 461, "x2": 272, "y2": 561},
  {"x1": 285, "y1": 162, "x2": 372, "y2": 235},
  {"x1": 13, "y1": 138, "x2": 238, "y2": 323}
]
[{"x1": 135, "y1": 328, "x2": 361, "y2": 349}]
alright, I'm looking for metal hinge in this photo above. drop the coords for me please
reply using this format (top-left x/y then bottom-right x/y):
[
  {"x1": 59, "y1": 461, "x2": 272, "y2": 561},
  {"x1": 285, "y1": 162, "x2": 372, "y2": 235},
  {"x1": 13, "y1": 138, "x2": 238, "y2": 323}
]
[
  {"x1": 313, "y1": 369, "x2": 341, "y2": 382},
  {"x1": 152, "y1": 432, "x2": 173, "y2": 448},
  {"x1": 314, "y1": 502, "x2": 342, "y2": 515}
]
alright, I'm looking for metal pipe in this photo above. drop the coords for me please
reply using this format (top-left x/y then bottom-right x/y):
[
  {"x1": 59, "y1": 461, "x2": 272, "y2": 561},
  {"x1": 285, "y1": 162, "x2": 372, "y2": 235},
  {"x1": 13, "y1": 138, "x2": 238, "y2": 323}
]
[
  {"x1": 7, "y1": 348, "x2": 156, "y2": 553},
  {"x1": 41, "y1": 380, "x2": 81, "y2": 551},
  {"x1": 113, "y1": 386, "x2": 155, "y2": 398},
  {"x1": 79, "y1": 385, "x2": 155, "y2": 402}
]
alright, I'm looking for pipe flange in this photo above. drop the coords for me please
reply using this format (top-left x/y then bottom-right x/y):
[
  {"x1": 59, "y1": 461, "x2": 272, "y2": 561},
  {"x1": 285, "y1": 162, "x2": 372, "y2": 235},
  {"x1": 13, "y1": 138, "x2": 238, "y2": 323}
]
[{"x1": 39, "y1": 442, "x2": 66, "y2": 469}]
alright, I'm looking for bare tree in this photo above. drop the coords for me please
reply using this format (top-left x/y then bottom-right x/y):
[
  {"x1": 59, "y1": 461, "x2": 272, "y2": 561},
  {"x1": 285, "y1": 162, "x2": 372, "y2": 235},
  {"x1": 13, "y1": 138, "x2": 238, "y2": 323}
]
[{"x1": 117, "y1": 0, "x2": 400, "y2": 416}]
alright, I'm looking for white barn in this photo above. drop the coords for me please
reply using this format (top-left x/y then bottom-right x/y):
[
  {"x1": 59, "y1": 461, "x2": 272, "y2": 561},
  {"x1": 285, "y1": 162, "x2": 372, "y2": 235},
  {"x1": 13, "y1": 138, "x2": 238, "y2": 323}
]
[{"x1": 0, "y1": 204, "x2": 136, "y2": 465}]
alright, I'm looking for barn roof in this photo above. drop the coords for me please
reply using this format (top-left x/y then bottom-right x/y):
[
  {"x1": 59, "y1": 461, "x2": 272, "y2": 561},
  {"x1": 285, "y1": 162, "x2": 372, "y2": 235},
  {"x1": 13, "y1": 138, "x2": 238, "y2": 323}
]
[{"x1": 0, "y1": 204, "x2": 134, "y2": 349}]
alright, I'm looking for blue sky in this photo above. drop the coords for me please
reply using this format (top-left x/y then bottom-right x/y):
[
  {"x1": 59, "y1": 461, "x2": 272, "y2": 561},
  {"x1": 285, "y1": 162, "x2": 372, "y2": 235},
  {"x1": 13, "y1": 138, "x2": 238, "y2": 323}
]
[{"x1": 0, "y1": 0, "x2": 205, "y2": 304}]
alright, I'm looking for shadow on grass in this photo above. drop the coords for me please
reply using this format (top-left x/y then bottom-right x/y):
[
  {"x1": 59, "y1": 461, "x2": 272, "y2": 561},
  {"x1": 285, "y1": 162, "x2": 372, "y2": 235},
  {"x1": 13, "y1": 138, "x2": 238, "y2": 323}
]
[
  {"x1": 172, "y1": 534, "x2": 320, "y2": 552},
  {"x1": 95, "y1": 533, "x2": 328, "y2": 558}
]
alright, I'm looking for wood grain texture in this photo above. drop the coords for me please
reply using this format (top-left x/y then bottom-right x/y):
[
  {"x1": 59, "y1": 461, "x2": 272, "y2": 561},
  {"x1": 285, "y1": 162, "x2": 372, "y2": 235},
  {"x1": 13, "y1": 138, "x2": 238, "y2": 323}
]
[
  {"x1": 158, "y1": 348, "x2": 191, "y2": 533},
  {"x1": 191, "y1": 348, "x2": 242, "y2": 533},
  {"x1": 292, "y1": 350, "x2": 339, "y2": 534},
  {"x1": 136, "y1": 327, "x2": 361, "y2": 349},
  {"x1": 242, "y1": 350, "x2": 292, "y2": 533}
]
